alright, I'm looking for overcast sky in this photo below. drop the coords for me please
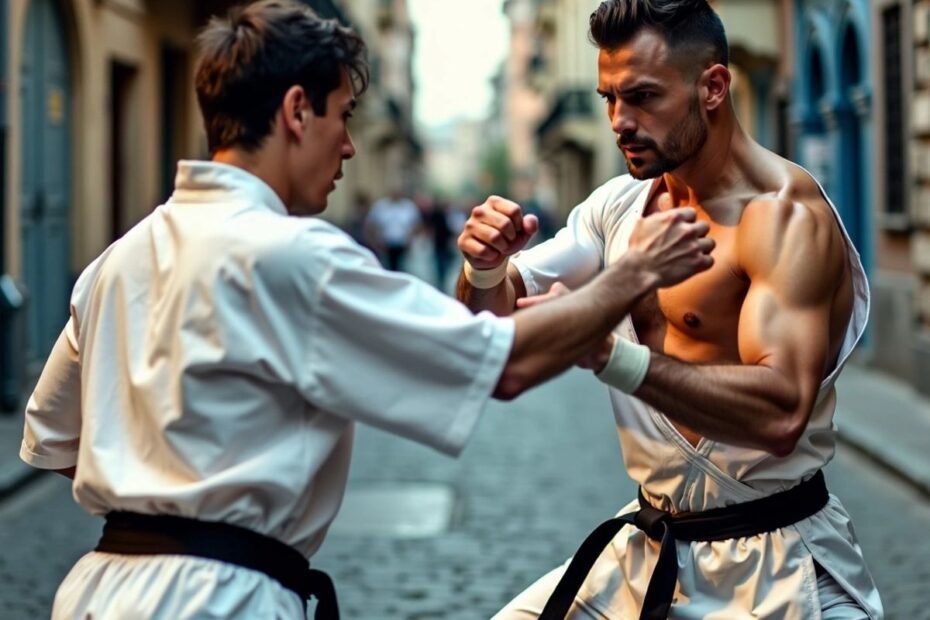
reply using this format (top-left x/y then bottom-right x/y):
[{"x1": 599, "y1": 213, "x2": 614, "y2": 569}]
[{"x1": 408, "y1": 0, "x2": 509, "y2": 129}]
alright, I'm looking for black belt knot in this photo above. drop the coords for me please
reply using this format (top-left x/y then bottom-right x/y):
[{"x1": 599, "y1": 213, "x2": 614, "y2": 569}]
[
  {"x1": 539, "y1": 470, "x2": 829, "y2": 620},
  {"x1": 633, "y1": 505, "x2": 670, "y2": 541},
  {"x1": 95, "y1": 511, "x2": 339, "y2": 619}
]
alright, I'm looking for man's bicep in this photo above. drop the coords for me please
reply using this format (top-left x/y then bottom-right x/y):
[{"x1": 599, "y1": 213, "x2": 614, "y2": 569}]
[
  {"x1": 737, "y1": 236, "x2": 838, "y2": 410},
  {"x1": 737, "y1": 283, "x2": 831, "y2": 382},
  {"x1": 738, "y1": 200, "x2": 842, "y2": 373}
]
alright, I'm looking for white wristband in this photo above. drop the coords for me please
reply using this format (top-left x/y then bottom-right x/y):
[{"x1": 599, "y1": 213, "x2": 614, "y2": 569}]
[
  {"x1": 595, "y1": 337, "x2": 651, "y2": 393},
  {"x1": 463, "y1": 259, "x2": 510, "y2": 289}
]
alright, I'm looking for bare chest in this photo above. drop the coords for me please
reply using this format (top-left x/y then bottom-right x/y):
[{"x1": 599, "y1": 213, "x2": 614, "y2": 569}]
[{"x1": 630, "y1": 230, "x2": 748, "y2": 362}]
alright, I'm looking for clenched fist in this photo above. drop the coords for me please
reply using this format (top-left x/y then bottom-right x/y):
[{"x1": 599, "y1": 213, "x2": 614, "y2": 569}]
[{"x1": 457, "y1": 196, "x2": 540, "y2": 270}]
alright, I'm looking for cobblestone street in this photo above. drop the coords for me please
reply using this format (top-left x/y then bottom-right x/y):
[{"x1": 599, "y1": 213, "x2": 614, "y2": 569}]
[{"x1": 1, "y1": 369, "x2": 928, "y2": 619}]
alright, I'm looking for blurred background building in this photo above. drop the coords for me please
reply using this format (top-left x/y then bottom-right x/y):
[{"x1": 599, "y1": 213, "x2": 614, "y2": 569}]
[
  {"x1": 868, "y1": 0, "x2": 930, "y2": 392},
  {"x1": 337, "y1": 0, "x2": 422, "y2": 214},
  {"x1": 0, "y1": 0, "x2": 420, "y2": 406},
  {"x1": 512, "y1": 0, "x2": 789, "y2": 220},
  {"x1": 2, "y1": 0, "x2": 930, "y2": 401}
]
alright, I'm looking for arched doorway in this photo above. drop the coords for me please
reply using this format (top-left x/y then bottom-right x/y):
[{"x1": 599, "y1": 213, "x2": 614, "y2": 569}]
[
  {"x1": 19, "y1": 0, "x2": 73, "y2": 366},
  {"x1": 837, "y1": 21, "x2": 866, "y2": 258}
]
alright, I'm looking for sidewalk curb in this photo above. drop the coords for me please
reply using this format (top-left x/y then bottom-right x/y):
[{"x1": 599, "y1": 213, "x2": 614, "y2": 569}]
[
  {"x1": 836, "y1": 427, "x2": 930, "y2": 499},
  {"x1": 834, "y1": 363, "x2": 930, "y2": 499}
]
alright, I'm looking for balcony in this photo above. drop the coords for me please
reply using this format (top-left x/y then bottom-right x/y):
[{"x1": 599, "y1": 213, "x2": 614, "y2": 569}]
[{"x1": 536, "y1": 87, "x2": 595, "y2": 142}]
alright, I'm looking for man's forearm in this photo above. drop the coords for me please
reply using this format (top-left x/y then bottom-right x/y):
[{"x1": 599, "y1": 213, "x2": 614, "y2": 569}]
[
  {"x1": 456, "y1": 266, "x2": 520, "y2": 316},
  {"x1": 494, "y1": 257, "x2": 653, "y2": 399},
  {"x1": 634, "y1": 354, "x2": 810, "y2": 455}
]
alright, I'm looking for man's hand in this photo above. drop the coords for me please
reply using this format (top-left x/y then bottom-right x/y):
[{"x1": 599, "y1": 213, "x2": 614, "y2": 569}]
[
  {"x1": 457, "y1": 196, "x2": 540, "y2": 269},
  {"x1": 514, "y1": 281, "x2": 572, "y2": 309},
  {"x1": 626, "y1": 207, "x2": 715, "y2": 287}
]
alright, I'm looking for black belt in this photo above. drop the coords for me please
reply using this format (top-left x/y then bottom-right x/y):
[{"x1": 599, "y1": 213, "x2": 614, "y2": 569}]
[
  {"x1": 96, "y1": 511, "x2": 338, "y2": 619},
  {"x1": 540, "y1": 470, "x2": 828, "y2": 620}
]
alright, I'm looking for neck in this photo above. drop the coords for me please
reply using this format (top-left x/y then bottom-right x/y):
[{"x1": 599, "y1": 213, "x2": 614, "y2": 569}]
[
  {"x1": 663, "y1": 104, "x2": 752, "y2": 202},
  {"x1": 212, "y1": 146, "x2": 291, "y2": 206}
]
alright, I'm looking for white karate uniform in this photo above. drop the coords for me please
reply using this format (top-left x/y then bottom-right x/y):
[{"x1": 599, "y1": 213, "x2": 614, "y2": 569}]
[
  {"x1": 500, "y1": 173, "x2": 882, "y2": 619},
  {"x1": 20, "y1": 161, "x2": 515, "y2": 619}
]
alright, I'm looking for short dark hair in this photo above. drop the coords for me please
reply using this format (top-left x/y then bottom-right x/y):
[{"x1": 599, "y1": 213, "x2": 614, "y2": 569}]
[
  {"x1": 195, "y1": 0, "x2": 369, "y2": 153},
  {"x1": 589, "y1": 0, "x2": 728, "y2": 69}
]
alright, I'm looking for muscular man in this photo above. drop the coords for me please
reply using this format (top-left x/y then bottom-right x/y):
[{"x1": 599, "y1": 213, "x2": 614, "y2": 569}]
[
  {"x1": 18, "y1": 2, "x2": 713, "y2": 619},
  {"x1": 457, "y1": 1, "x2": 881, "y2": 618}
]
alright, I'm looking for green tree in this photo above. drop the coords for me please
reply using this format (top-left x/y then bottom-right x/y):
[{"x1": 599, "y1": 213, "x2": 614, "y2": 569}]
[{"x1": 477, "y1": 141, "x2": 510, "y2": 197}]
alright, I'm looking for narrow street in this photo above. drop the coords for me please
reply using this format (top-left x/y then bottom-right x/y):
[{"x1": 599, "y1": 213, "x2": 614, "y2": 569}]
[
  {"x1": 0, "y1": 1, "x2": 927, "y2": 619},
  {"x1": 1, "y1": 369, "x2": 927, "y2": 619}
]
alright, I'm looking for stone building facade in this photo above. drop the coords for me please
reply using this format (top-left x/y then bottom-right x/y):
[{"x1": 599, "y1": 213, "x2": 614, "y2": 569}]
[{"x1": 0, "y1": 0, "x2": 419, "y2": 406}]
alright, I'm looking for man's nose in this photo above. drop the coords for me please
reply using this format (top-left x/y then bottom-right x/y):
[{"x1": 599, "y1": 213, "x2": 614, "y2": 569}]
[
  {"x1": 343, "y1": 132, "x2": 356, "y2": 160},
  {"x1": 611, "y1": 103, "x2": 637, "y2": 135}
]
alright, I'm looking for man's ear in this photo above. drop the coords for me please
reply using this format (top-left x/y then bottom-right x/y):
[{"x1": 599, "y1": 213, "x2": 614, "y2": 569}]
[
  {"x1": 281, "y1": 85, "x2": 308, "y2": 141},
  {"x1": 701, "y1": 64, "x2": 730, "y2": 111}
]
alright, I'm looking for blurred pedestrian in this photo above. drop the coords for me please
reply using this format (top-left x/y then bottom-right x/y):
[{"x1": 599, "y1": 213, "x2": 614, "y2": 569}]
[
  {"x1": 344, "y1": 190, "x2": 375, "y2": 250},
  {"x1": 17, "y1": 1, "x2": 714, "y2": 619},
  {"x1": 366, "y1": 185, "x2": 421, "y2": 271},
  {"x1": 423, "y1": 197, "x2": 455, "y2": 289}
]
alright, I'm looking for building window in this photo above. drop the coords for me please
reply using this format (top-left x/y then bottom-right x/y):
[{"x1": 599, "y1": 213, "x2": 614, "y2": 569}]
[{"x1": 881, "y1": 4, "x2": 908, "y2": 226}]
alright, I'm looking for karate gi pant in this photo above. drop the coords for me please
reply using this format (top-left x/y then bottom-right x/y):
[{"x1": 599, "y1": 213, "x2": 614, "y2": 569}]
[
  {"x1": 494, "y1": 554, "x2": 868, "y2": 620},
  {"x1": 52, "y1": 551, "x2": 306, "y2": 619}
]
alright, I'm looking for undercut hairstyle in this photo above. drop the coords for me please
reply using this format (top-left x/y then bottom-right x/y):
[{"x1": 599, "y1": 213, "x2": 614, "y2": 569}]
[
  {"x1": 589, "y1": 0, "x2": 728, "y2": 70},
  {"x1": 195, "y1": 0, "x2": 369, "y2": 153}
]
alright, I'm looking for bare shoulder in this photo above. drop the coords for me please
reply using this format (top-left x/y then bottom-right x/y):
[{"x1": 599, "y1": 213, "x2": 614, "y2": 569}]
[{"x1": 737, "y1": 163, "x2": 847, "y2": 296}]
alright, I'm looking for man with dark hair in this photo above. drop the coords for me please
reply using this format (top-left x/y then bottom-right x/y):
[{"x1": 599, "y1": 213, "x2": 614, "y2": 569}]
[
  {"x1": 19, "y1": 1, "x2": 714, "y2": 618},
  {"x1": 457, "y1": 1, "x2": 882, "y2": 618}
]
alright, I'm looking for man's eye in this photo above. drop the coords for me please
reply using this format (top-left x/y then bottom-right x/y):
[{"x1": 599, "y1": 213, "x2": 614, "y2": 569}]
[
  {"x1": 599, "y1": 93, "x2": 615, "y2": 104},
  {"x1": 630, "y1": 92, "x2": 655, "y2": 104}
]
